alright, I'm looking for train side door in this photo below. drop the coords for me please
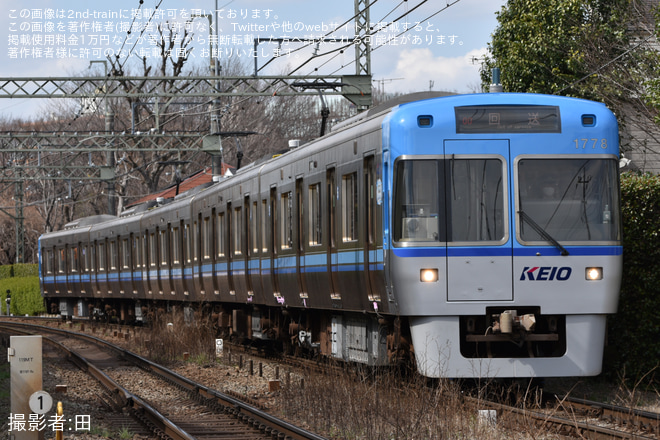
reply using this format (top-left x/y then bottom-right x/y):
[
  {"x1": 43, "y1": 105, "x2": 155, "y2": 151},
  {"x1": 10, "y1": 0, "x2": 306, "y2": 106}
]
[
  {"x1": 145, "y1": 231, "x2": 156, "y2": 295},
  {"x1": 363, "y1": 155, "x2": 384, "y2": 302},
  {"x1": 227, "y1": 202, "x2": 236, "y2": 296},
  {"x1": 296, "y1": 178, "x2": 308, "y2": 300},
  {"x1": 184, "y1": 221, "x2": 197, "y2": 296},
  {"x1": 179, "y1": 220, "x2": 191, "y2": 297},
  {"x1": 131, "y1": 234, "x2": 141, "y2": 296},
  {"x1": 268, "y1": 187, "x2": 281, "y2": 297},
  {"x1": 91, "y1": 241, "x2": 99, "y2": 297},
  {"x1": 443, "y1": 140, "x2": 512, "y2": 301},
  {"x1": 326, "y1": 167, "x2": 339, "y2": 300},
  {"x1": 210, "y1": 208, "x2": 221, "y2": 295},
  {"x1": 244, "y1": 196, "x2": 254, "y2": 297}
]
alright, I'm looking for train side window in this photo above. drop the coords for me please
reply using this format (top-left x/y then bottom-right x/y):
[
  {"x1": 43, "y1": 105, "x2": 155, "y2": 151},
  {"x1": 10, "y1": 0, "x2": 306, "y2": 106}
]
[
  {"x1": 244, "y1": 197, "x2": 251, "y2": 257},
  {"x1": 296, "y1": 179, "x2": 304, "y2": 252},
  {"x1": 281, "y1": 191, "x2": 293, "y2": 249},
  {"x1": 132, "y1": 235, "x2": 140, "y2": 270},
  {"x1": 159, "y1": 229, "x2": 168, "y2": 265},
  {"x1": 82, "y1": 245, "x2": 89, "y2": 273},
  {"x1": 70, "y1": 246, "x2": 78, "y2": 273},
  {"x1": 342, "y1": 173, "x2": 358, "y2": 242},
  {"x1": 233, "y1": 207, "x2": 242, "y2": 255},
  {"x1": 261, "y1": 199, "x2": 268, "y2": 253},
  {"x1": 193, "y1": 220, "x2": 200, "y2": 262},
  {"x1": 184, "y1": 223, "x2": 191, "y2": 263},
  {"x1": 217, "y1": 212, "x2": 225, "y2": 257},
  {"x1": 203, "y1": 217, "x2": 211, "y2": 260},
  {"x1": 141, "y1": 233, "x2": 148, "y2": 269},
  {"x1": 109, "y1": 240, "x2": 118, "y2": 270},
  {"x1": 90, "y1": 244, "x2": 96, "y2": 272},
  {"x1": 251, "y1": 201, "x2": 259, "y2": 254},
  {"x1": 211, "y1": 208, "x2": 217, "y2": 258},
  {"x1": 149, "y1": 232, "x2": 157, "y2": 268},
  {"x1": 270, "y1": 188, "x2": 278, "y2": 254},
  {"x1": 57, "y1": 248, "x2": 65, "y2": 274},
  {"x1": 121, "y1": 238, "x2": 130, "y2": 269},
  {"x1": 309, "y1": 183, "x2": 322, "y2": 246},
  {"x1": 98, "y1": 242, "x2": 106, "y2": 271},
  {"x1": 172, "y1": 227, "x2": 180, "y2": 265},
  {"x1": 44, "y1": 249, "x2": 53, "y2": 274}
]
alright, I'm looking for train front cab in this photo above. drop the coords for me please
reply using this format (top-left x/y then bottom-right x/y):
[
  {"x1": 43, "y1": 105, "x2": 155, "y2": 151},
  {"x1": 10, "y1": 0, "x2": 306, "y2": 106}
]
[{"x1": 386, "y1": 95, "x2": 622, "y2": 378}]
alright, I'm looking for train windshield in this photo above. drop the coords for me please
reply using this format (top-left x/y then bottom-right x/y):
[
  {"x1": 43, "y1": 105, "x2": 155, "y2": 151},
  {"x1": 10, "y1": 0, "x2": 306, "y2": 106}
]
[
  {"x1": 517, "y1": 158, "x2": 620, "y2": 243},
  {"x1": 393, "y1": 158, "x2": 506, "y2": 245}
]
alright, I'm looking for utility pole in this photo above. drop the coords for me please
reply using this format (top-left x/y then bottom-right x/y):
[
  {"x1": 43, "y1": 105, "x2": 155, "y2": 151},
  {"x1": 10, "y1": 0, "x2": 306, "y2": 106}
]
[
  {"x1": 211, "y1": 0, "x2": 223, "y2": 177},
  {"x1": 15, "y1": 170, "x2": 24, "y2": 263},
  {"x1": 354, "y1": 0, "x2": 372, "y2": 112},
  {"x1": 90, "y1": 60, "x2": 117, "y2": 216},
  {"x1": 355, "y1": 0, "x2": 372, "y2": 77},
  {"x1": 105, "y1": 108, "x2": 116, "y2": 216}
]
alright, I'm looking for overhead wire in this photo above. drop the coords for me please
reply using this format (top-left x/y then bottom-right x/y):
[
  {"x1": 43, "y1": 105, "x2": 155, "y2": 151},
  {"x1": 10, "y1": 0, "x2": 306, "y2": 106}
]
[
  {"x1": 116, "y1": 0, "x2": 165, "y2": 73},
  {"x1": 99, "y1": 1, "x2": 458, "y2": 124},
  {"x1": 45, "y1": 0, "x2": 465, "y2": 172},
  {"x1": 299, "y1": 0, "x2": 461, "y2": 77},
  {"x1": 255, "y1": 0, "x2": 386, "y2": 75},
  {"x1": 255, "y1": 0, "x2": 438, "y2": 99},
  {"x1": 65, "y1": 0, "x2": 164, "y2": 127},
  {"x1": 113, "y1": 0, "x2": 462, "y2": 128},
  {"x1": 285, "y1": 0, "x2": 402, "y2": 77}
]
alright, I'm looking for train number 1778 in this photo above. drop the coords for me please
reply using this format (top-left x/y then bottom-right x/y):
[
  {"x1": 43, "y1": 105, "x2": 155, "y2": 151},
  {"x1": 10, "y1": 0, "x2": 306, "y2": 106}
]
[{"x1": 574, "y1": 138, "x2": 608, "y2": 149}]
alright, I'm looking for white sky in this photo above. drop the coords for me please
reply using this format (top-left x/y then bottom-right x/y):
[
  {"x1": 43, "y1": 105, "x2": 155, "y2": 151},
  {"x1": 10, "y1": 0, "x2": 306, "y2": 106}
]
[{"x1": 0, "y1": 0, "x2": 508, "y2": 119}]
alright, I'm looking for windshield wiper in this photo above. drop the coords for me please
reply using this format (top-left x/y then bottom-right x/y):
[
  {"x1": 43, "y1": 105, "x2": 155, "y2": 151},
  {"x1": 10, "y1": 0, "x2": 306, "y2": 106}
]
[{"x1": 518, "y1": 210, "x2": 569, "y2": 256}]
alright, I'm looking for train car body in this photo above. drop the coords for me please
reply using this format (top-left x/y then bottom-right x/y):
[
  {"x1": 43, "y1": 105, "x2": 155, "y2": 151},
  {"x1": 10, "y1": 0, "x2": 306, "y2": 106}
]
[{"x1": 39, "y1": 92, "x2": 622, "y2": 378}]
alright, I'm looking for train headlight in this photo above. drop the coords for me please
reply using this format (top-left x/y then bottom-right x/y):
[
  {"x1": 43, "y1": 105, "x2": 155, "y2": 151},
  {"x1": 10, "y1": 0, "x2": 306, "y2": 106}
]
[
  {"x1": 586, "y1": 267, "x2": 603, "y2": 281},
  {"x1": 420, "y1": 268, "x2": 438, "y2": 283}
]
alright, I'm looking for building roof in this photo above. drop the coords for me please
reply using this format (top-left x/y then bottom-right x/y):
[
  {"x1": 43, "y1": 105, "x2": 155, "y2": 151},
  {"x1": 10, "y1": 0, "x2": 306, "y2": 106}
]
[{"x1": 127, "y1": 164, "x2": 234, "y2": 207}]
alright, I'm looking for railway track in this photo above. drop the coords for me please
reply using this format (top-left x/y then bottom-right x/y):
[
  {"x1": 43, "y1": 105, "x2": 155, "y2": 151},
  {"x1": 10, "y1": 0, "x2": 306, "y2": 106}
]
[
  {"x1": 0, "y1": 320, "x2": 327, "y2": 440},
  {"x1": 463, "y1": 391, "x2": 659, "y2": 440},
  {"x1": 544, "y1": 392, "x2": 660, "y2": 439},
  {"x1": 221, "y1": 335, "x2": 660, "y2": 440},
  {"x1": 3, "y1": 316, "x2": 659, "y2": 440}
]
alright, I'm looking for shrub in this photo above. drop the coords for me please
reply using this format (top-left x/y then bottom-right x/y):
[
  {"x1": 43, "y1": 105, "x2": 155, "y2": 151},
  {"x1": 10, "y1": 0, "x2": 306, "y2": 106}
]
[{"x1": 605, "y1": 173, "x2": 660, "y2": 384}]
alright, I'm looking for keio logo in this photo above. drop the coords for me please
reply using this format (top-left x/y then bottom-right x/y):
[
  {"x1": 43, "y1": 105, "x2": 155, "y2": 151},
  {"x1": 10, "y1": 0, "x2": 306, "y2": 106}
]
[{"x1": 520, "y1": 267, "x2": 572, "y2": 281}]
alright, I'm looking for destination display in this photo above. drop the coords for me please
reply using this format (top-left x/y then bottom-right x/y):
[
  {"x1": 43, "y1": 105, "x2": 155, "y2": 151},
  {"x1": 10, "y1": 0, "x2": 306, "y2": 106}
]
[{"x1": 455, "y1": 105, "x2": 561, "y2": 133}]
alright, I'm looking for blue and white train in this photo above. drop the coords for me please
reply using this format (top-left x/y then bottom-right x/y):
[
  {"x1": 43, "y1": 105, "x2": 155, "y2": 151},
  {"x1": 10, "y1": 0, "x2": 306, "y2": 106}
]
[{"x1": 39, "y1": 91, "x2": 622, "y2": 378}]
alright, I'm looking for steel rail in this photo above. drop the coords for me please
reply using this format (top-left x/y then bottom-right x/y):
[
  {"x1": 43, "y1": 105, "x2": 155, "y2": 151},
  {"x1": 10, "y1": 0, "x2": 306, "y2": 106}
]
[
  {"x1": 548, "y1": 393, "x2": 660, "y2": 438},
  {"x1": 468, "y1": 394, "x2": 657, "y2": 440},
  {"x1": 0, "y1": 320, "x2": 328, "y2": 440},
  {"x1": 0, "y1": 322, "x2": 195, "y2": 440}
]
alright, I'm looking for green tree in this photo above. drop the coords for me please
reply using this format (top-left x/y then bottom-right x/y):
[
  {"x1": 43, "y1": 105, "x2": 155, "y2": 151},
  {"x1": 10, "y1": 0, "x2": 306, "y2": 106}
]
[
  {"x1": 645, "y1": 7, "x2": 660, "y2": 124},
  {"x1": 481, "y1": 0, "x2": 641, "y2": 101},
  {"x1": 482, "y1": 0, "x2": 660, "y2": 161}
]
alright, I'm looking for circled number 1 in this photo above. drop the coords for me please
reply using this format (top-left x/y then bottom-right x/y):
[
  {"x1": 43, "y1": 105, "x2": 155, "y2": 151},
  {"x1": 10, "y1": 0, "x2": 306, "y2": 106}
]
[{"x1": 29, "y1": 391, "x2": 53, "y2": 414}]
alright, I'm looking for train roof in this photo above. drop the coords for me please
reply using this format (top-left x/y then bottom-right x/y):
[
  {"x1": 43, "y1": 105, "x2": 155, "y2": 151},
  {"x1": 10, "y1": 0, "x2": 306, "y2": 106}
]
[
  {"x1": 331, "y1": 91, "x2": 456, "y2": 131},
  {"x1": 63, "y1": 214, "x2": 117, "y2": 230}
]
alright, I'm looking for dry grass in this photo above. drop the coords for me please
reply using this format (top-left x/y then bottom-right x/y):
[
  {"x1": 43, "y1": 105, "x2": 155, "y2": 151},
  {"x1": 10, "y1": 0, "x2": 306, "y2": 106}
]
[
  {"x1": 276, "y1": 366, "x2": 533, "y2": 440},
  {"x1": 131, "y1": 313, "x2": 519, "y2": 438},
  {"x1": 119, "y1": 312, "x2": 659, "y2": 439},
  {"x1": 131, "y1": 308, "x2": 218, "y2": 364}
]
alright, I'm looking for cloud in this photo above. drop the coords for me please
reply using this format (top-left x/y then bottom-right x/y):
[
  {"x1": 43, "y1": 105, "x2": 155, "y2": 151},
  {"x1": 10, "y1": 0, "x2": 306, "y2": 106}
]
[{"x1": 382, "y1": 47, "x2": 490, "y2": 95}]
